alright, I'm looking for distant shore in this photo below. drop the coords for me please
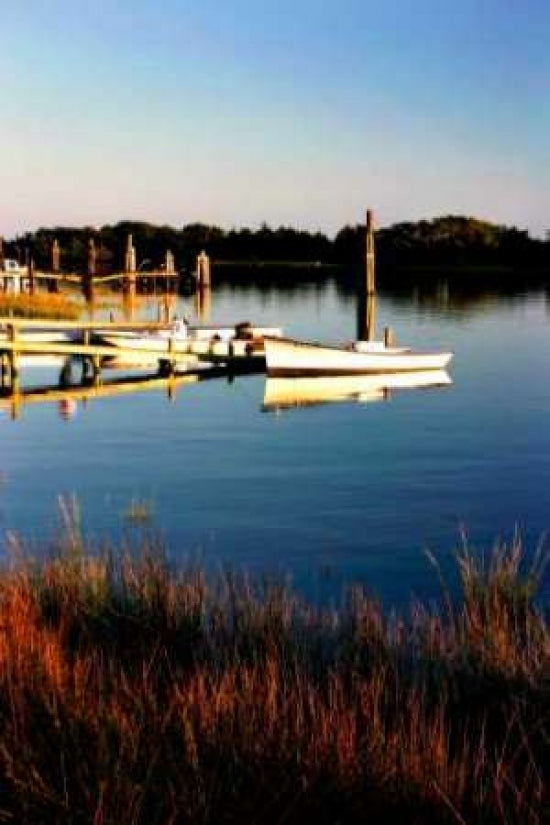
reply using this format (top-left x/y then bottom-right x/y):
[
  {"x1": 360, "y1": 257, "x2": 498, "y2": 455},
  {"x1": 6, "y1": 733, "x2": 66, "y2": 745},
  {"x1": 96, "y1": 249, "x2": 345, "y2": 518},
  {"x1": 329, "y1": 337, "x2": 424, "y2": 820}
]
[{"x1": 3, "y1": 215, "x2": 549, "y2": 286}]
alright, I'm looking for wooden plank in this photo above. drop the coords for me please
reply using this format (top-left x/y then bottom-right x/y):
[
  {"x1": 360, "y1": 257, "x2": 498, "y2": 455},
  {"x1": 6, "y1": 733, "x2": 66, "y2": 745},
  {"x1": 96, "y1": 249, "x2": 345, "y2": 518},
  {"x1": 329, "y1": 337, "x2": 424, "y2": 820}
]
[
  {"x1": 0, "y1": 318, "x2": 170, "y2": 330},
  {"x1": 0, "y1": 338, "x2": 264, "y2": 363},
  {"x1": 0, "y1": 340, "x2": 202, "y2": 360}
]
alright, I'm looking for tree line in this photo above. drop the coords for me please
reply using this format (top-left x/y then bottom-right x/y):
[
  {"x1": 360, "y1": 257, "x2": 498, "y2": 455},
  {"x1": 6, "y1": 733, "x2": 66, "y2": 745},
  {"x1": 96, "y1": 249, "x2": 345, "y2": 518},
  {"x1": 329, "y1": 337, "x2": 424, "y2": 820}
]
[{"x1": 3, "y1": 216, "x2": 549, "y2": 278}]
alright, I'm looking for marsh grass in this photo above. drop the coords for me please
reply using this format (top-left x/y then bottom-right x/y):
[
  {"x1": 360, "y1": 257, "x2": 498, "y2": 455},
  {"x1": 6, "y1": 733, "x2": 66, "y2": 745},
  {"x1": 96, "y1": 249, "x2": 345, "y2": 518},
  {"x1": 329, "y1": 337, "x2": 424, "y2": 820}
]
[
  {"x1": 0, "y1": 292, "x2": 80, "y2": 320},
  {"x1": 0, "y1": 523, "x2": 547, "y2": 824}
]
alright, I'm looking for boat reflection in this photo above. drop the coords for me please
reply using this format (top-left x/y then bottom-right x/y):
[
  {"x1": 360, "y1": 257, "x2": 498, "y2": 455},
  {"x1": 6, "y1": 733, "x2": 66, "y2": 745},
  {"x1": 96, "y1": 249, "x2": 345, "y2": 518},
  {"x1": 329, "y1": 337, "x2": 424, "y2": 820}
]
[{"x1": 262, "y1": 370, "x2": 452, "y2": 412}]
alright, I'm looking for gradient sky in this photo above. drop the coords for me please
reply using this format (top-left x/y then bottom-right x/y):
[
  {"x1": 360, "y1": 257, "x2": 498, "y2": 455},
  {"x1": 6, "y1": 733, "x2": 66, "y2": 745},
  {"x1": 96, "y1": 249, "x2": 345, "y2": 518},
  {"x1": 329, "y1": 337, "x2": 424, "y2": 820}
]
[{"x1": 1, "y1": 0, "x2": 549, "y2": 237}]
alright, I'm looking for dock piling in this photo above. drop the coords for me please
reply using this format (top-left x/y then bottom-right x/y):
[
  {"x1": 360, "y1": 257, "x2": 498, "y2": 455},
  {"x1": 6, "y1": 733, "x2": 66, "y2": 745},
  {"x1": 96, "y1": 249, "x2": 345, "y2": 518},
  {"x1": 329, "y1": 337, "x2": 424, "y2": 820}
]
[
  {"x1": 52, "y1": 239, "x2": 61, "y2": 273},
  {"x1": 357, "y1": 208, "x2": 377, "y2": 341},
  {"x1": 196, "y1": 251, "x2": 211, "y2": 288},
  {"x1": 365, "y1": 209, "x2": 376, "y2": 296}
]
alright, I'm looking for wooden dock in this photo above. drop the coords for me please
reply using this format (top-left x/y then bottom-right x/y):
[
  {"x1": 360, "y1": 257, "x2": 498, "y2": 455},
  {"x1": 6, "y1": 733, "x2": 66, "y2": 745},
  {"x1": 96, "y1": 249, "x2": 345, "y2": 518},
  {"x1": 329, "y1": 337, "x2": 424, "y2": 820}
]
[{"x1": 0, "y1": 318, "x2": 266, "y2": 392}]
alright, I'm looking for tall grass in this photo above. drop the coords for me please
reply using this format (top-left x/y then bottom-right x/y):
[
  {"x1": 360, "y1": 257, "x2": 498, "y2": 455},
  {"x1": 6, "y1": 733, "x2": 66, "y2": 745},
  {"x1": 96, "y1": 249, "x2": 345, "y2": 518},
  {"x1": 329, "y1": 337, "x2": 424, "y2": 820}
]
[
  {"x1": 0, "y1": 525, "x2": 547, "y2": 824},
  {"x1": 0, "y1": 293, "x2": 80, "y2": 320}
]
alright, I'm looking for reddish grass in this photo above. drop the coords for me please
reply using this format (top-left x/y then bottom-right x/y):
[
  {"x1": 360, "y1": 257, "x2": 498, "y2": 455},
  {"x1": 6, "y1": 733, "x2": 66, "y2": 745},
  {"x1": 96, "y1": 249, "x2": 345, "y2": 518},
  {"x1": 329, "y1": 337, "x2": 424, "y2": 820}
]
[
  {"x1": 0, "y1": 532, "x2": 547, "y2": 824},
  {"x1": 0, "y1": 292, "x2": 80, "y2": 320}
]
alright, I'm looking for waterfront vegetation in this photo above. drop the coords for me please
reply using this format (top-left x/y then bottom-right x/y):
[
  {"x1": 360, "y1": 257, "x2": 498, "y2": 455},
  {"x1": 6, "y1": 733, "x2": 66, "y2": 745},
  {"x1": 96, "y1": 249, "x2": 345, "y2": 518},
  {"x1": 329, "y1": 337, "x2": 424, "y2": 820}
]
[
  {"x1": 0, "y1": 292, "x2": 80, "y2": 320},
  {"x1": 5, "y1": 215, "x2": 549, "y2": 282},
  {"x1": 0, "y1": 514, "x2": 547, "y2": 824}
]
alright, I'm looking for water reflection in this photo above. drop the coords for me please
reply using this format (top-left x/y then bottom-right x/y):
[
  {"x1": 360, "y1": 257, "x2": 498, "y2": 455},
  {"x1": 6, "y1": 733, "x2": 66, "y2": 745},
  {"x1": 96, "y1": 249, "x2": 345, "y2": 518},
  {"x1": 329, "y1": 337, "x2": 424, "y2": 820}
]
[
  {"x1": 0, "y1": 371, "x2": 202, "y2": 420},
  {"x1": 262, "y1": 370, "x2": 452, "y2": 412},
  {"x1": 58, "y1": 397, "x2": 77, "y2": 420},
  {"x1": 213, "y1": 268, "x2": 549, "y2": 320},
  {"x1": 195, "y1": 285, "x2": 211, "y2": 321},
  {"x1": 1, "y1": 279, "x2": 548, "y2": 609}
]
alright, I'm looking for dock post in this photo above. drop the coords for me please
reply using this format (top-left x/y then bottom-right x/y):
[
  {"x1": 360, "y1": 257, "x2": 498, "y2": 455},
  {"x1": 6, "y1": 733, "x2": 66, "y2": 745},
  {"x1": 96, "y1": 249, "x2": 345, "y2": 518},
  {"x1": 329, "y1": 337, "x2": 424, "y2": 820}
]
[
  {"x1": 196, "y1": 251, "x2": 211, "y2": 288},
  {"x1": 88, "y1": 238, "x2": 96, "y2": 277},
  {"x1": 165, "y1": 250, "x2": 175, "y2": 274},
  {"x1": 165, "y1": 250, "x2": 175, "y2": 294},
  {"x1": 124, "y1": 234, "x2": 136, "y2": 274},
  {"x1": 123, "y1": 234, "x2": 137, "y2": 295},
  {"x1": 52, "y1": 238, "x2": 60, "y2": 273},
  {"x1": 357, "y1": 209, "x2": 377, "y2": 341},
  {"x1": 167, "y1": 335, "x2": 176, "y2": 375},
  {"x1": 365, "y1": 209, "x2": 376, "y2": 296},
  {"x1": 49, "y1": 238, "x2": 60, "y2": 292},
  {"x1": 81, "y1": 357, "x2": 92, "y2": 383},
  {"x1": 26, "y1": 247, "x2": 35, "y2": 295},
  {"x1": 383, "y1": 326, "x2": 395, "y2": 347},
  {"x1": 92, "y1": 355, "x2": 101, "y2": 385},
  {"x1": 7, "y1": 323, "x2": 20, "y2": 390},
  {"x1": 82, "y1": 238, "x2": 96, "y2": 299},
  {"x1": 0, "y1": 353, "x2": 7, "y2": 388},
  {"x1": 0, "y1": 238, "x2": 4, "y2": 295}
]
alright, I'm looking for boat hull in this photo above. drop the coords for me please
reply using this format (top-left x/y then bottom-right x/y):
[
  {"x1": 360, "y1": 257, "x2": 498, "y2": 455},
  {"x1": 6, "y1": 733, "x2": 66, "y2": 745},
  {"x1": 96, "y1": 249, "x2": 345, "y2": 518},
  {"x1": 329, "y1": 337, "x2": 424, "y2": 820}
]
[{"x1": 264, "y1": 336, "x2": 453, "y2": 376}]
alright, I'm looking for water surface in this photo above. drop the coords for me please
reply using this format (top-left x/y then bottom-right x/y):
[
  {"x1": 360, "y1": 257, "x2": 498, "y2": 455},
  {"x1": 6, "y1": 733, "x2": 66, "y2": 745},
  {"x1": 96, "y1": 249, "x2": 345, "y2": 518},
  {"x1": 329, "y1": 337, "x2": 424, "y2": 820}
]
[{"x1": 1, "y1": 279, "x2": 548, "y2": 607}]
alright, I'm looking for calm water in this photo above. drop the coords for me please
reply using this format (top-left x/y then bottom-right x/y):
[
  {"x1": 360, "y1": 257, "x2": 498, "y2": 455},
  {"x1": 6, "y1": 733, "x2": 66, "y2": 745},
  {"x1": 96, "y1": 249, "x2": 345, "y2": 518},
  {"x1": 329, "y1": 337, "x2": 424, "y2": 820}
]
[{"x1": 1, "y1": 280, "x2": 549, "y2": 607}]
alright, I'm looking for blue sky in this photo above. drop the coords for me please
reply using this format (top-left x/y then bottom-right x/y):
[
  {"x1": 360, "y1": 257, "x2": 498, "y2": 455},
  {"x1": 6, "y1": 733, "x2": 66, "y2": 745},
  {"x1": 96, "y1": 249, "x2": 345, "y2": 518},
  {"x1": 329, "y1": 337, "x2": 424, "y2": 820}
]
[{"x1": 1, "y1": 0, "x2": 549, "y2": 237}]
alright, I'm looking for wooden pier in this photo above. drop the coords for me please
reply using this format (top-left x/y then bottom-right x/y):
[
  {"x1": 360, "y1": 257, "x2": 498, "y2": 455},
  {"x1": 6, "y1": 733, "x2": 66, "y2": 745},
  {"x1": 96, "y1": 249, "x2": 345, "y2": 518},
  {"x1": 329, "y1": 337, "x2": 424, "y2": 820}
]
[{"x1": 0, "y1": 318, "x2": 266, "y2": 395}]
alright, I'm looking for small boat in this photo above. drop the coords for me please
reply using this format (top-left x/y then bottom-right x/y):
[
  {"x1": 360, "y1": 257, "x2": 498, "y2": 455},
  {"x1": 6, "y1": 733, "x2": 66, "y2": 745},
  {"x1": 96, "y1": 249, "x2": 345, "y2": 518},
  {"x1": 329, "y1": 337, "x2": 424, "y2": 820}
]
[
  {"x1": 262, "y1": 370, "x2": 452, "y2": 411},
  {"x1": 263, "y1": 336, "x2": 453, "y2": 376},
  {"x1": 188, "y1": 322, "x2": 282, "y2": 341},
  {"x1": 100, "y1": 322, "x2": 282, "y2": 351},
  {"x1": 0, "y1": 328, "x2": 73, "y2": 344}
]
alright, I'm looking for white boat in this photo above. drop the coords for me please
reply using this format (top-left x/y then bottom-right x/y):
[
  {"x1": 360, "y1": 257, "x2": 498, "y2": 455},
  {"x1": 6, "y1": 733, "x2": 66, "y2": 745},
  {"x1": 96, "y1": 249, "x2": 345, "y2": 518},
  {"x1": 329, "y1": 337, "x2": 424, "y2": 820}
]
[
  {"x1": 100, "y1": 322, "x2": 282, "y2": 352},
  {"x1": 263, "y1": 336, "x2": 453, "y2": 376},
  {"x1": 0, "y1": 329, "x2": 73, "y2": 344},
  {"x1": 262, "y1": 370, "x2": 452, "y2": 411},
  {"x1": 188, "y1": 323, "x2": 282, "y2": 341}
]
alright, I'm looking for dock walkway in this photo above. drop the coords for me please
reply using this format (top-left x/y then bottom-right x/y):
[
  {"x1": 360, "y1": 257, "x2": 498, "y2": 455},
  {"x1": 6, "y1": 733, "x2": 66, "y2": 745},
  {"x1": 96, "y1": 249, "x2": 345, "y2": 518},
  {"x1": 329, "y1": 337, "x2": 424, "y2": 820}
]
[{"x1": 0, "y1": 318, "x2": 265, "y2": 391}]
